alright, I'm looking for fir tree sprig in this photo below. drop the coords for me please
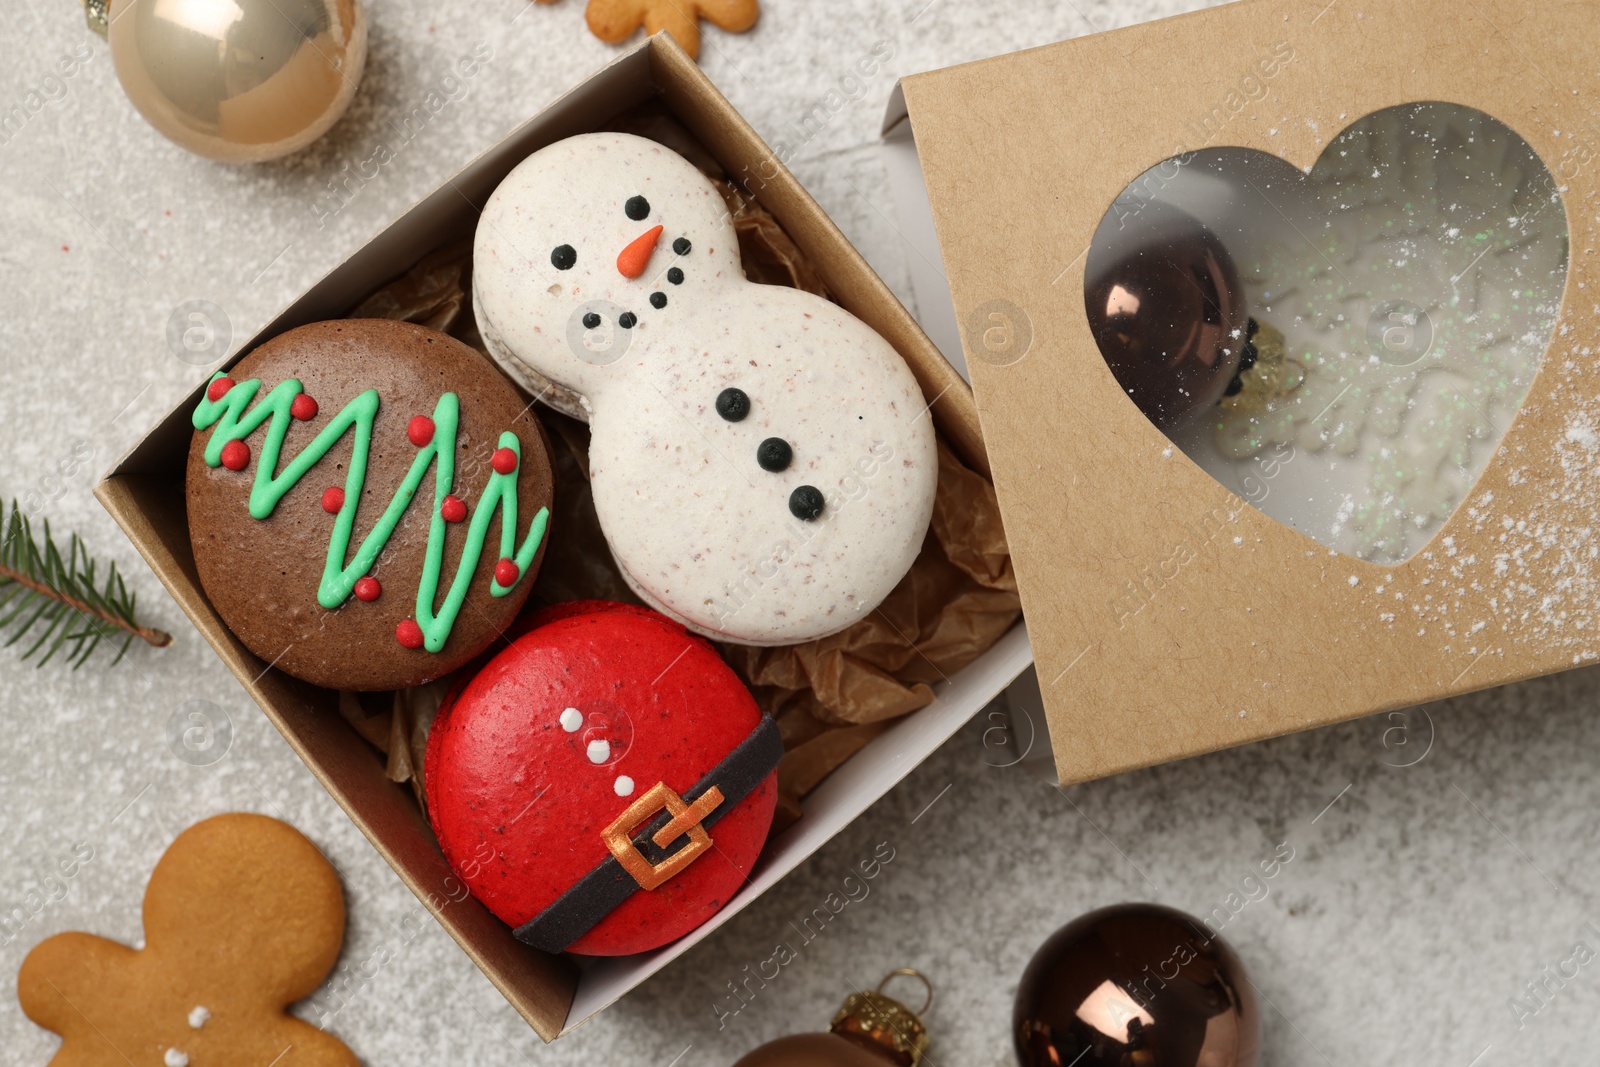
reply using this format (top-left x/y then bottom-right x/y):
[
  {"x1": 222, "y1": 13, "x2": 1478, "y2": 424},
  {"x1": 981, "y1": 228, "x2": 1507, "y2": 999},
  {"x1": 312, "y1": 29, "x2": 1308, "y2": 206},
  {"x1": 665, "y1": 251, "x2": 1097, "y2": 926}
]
[{"x1": 0, "y1": 499, "x2": 171, "y2": 667}]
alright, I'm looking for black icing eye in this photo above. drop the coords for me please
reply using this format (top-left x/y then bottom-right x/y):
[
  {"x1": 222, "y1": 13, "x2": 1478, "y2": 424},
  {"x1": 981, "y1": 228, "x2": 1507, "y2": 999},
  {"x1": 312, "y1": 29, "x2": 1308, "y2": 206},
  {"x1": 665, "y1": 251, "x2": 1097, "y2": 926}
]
[
  {"x1": 757, "y1": 438, "x2": 792, "y2": 472},
  {"x1": 672, "y1": 237, "x2": 691, "y2": 256},
  {"x1": 789, "y1": 486, "x2": 824, "y2": 521},
  {"x1": 716, "y1": 388, "x2": 750, "y2": 422},
  {"x1": 667, "y1": 267, "x2": 684, "y2": 285},
  {"x1": 625, "y1": 196, "x2": 650, "y2": 221},
  {"x1": 618, "y1": 312, "x2": 637, "y2": 329},
  {"x1": 650, "y1": 292, "x2": 667, "y2": 309},
  {"x1": 582, "y1": 312, "x2": 602, "y2": 329},
  {"x1": 551, "y1": 244, "x2": 576, "y2": 270}
]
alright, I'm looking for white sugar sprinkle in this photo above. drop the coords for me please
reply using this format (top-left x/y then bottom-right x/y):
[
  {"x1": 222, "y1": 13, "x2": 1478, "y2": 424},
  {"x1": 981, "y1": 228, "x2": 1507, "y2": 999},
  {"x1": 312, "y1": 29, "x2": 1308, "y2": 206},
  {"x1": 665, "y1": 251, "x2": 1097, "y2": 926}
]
[
  {"x1": 1565, "y1": 421, "x2": 1599, "y2": 451},
  {"x1": 614, "y1": 776, "x2": 634, "y2": 797},
  {"x1": 164, "y1": 1051, "x2": 189, "y2": 1067},
  {"x1": 559, "y1": 707, "x2": 582, "y2": 732},
  {"x1": 587, "y1": 739, "x2": 611, "y2": 764},
  {"x1": 187, "y1": 1006, "x2": 209, "y2": 1029}
]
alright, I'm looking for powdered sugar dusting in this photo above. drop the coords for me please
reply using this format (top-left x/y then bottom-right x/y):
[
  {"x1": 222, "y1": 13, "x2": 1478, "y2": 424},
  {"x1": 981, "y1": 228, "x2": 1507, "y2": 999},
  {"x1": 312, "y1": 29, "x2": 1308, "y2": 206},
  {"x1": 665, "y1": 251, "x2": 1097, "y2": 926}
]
[{"x1": 1344, "y1": 362, "x2": 1600, "y2": 669}]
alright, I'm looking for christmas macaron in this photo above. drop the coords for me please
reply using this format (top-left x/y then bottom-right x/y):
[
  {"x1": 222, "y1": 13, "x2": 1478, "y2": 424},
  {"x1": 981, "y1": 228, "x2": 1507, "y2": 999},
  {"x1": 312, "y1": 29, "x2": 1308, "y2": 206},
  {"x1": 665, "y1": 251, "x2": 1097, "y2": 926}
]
[
  {"x1": 186, "y1": 319, "x2": 555, "y2": 691},
  {"x1": 473, "y1": 132, "x2": 938, "y2": 647},
  {"x1": 425, "y1": 601, "x2": 781, "y2": 956}
]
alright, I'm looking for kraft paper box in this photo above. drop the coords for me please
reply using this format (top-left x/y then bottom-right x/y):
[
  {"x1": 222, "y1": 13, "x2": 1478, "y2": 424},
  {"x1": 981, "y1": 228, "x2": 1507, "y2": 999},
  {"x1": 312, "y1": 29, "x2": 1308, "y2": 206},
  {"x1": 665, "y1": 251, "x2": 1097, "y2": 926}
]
[
  {"x1": 96, "y1": 35, "x2": 1031, "y2": 1039},
  {"x1": 886, "y1": 0, "x2": 1600, "y2": 785}
]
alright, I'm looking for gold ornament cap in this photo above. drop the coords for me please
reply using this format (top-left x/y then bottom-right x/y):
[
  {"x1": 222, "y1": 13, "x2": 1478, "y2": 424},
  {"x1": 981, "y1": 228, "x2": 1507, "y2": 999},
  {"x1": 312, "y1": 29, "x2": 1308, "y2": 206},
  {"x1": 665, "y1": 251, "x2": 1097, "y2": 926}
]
[
  {"x1": 829, "y1": 970, "x2": 933, "y2": 1067},
  {"x1": 82, "y1": 0, "x2": 108, "y2": 37}
]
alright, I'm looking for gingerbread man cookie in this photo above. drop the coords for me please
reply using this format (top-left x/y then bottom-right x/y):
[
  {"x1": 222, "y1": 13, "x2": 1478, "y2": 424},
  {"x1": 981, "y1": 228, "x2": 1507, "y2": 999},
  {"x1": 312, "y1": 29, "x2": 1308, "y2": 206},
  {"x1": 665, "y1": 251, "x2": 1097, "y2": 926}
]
[
  {"x1": 581, "y1": 0, "x2": 758, "y2": 59},
  {"x1": 18, "y1": 814, "x2": 356, "y2": 1067}
]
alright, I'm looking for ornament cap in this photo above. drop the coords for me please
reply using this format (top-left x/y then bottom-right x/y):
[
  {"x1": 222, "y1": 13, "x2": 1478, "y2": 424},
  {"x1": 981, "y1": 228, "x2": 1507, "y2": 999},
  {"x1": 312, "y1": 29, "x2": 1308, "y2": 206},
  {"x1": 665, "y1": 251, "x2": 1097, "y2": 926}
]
[
  {"x1": 83, "y1": 0, "x2": 108, "y2": 37},
  {"x1": 829, "y1": 970, "x2": 932, "y2": 1067}
]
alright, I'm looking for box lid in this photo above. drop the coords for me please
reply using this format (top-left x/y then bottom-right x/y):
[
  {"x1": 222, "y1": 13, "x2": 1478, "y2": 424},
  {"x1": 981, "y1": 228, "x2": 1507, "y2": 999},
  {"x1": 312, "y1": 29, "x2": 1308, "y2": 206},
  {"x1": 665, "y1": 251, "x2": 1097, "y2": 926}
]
[{"x1": 896, "y1": 0, "x2": 1600, "y2": 783}]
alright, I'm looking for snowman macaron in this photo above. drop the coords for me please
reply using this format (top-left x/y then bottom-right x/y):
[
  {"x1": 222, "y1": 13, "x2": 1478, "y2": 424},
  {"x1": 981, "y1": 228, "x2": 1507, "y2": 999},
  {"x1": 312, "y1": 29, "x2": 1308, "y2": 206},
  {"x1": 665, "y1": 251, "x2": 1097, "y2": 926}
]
[{"x1": 473, "y1": 133, "x2": 938, "y2": 646}]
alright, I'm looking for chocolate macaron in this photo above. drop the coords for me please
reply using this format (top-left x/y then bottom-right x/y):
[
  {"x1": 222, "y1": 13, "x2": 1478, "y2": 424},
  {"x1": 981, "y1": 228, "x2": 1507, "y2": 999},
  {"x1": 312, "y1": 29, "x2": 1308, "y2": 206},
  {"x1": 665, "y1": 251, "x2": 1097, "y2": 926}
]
[{"x1": 186, "y1": 319, "x2": 554, "y2": 690}]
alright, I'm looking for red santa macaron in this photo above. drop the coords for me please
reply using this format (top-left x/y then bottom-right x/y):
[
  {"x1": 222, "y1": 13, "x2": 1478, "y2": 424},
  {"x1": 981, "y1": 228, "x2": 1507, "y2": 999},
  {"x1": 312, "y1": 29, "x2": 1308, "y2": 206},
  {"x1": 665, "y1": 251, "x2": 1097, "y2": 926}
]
[{"x1": 425, "y1": 601, "x2": 780, "y2": 955}]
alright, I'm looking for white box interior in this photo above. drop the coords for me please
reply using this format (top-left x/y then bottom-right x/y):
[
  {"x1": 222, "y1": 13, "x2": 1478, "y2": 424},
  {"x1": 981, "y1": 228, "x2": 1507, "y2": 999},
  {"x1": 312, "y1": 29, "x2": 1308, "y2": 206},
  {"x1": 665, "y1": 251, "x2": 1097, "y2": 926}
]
[{"x1": 881, "y1": 86, "x2": 965, "y2": 380}]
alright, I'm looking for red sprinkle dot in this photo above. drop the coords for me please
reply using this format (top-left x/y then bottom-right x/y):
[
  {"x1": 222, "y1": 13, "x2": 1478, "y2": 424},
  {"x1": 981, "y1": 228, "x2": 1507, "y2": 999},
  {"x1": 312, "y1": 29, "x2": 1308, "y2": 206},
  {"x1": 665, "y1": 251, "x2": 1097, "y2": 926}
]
[
  {"x1": 290, "y1": 393, "x2": 319, "y2": 421},
  {"x1": 494, "y1": 558, "x2": 521, "y2": 587},
  {"x1": 321, "y1": 486, "x2": 345, "y2": 514},
  {"x1": 396, "y1": 620, "x2": 424, "y2": 649},
  {"x1": 440, "y1": 495, "x2": 467, "y2": 523},
  {"x1": 490, "y1": 447, "x2": 518, "y2": 475},
  {"x1": 219, "y1": 440, "x2": 250, "y2": 471},
  {"x1": 207, "y1": 377, "x2": 235, "y2": 402},
  {"x1": 354, "y1": 576, "x2": 381, "y2": 602},
  {"x1": 408, "y1": 416, "x2": 435, "y2": 447}
]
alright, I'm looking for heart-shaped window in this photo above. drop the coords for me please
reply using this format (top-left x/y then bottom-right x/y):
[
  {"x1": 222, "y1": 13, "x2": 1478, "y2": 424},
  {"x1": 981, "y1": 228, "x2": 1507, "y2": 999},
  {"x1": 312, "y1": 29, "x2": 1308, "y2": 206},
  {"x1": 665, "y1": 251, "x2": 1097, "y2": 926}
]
[{"x1": 1085, "y1": 101, "x2": 1568, "y2": 563}]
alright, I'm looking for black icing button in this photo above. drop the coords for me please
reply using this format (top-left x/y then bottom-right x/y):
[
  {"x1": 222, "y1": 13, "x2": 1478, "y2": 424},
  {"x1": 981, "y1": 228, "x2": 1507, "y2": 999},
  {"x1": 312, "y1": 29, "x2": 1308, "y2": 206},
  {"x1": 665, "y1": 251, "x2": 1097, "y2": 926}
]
[
  {"x1": 756, "y1": 438, "x2": 792, "y2": 472},
  {"x1": 626, "y1": 195, "x2": 650, "y2": 221},
  {"x1": 551, "y1": 244, "x2": 576, "y2": 270},
  {"x1": 582, "y1": 312, "x2": 602, "y2": 329},
  {"x1": 789, "y1": 486, "x2": 824, "y2": 521},
  {"x1": 672, "y1": 237, "x2": 692, "y2": 256},
  {"x1": 667, "y1": 267, "x2": 684, "y2": 285},
  {"x1": 618, "y1": 312, "x2": 637, "y2": 329},
  {"x1": 716, "y1": 388, "x2": 750, "y2": 422},
  {"x1": 650, "y1": 292, "x2": 667, "y2": 309}
]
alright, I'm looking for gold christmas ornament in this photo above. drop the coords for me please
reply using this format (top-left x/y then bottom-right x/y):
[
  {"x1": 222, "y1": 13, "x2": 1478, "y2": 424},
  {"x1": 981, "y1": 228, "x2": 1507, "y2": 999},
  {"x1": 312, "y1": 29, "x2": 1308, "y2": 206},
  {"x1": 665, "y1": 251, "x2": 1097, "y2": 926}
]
[
  {"x1": 829, "y1": 970, "x2": 932, "y2": 1066},
  {"x1": 100, "y1": 0, "x2": 366, "y2": 163},
  {"x1": 731, "y1": 970, "x2": 934, "y2": 1067}
]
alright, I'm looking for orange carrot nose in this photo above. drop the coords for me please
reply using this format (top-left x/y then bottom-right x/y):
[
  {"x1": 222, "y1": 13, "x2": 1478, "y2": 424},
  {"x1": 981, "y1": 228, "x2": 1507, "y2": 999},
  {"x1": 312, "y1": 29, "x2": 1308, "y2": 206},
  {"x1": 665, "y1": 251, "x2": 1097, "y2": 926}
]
[{"x1": 617, "y1": 225, "x2": 663, "y2": 279}]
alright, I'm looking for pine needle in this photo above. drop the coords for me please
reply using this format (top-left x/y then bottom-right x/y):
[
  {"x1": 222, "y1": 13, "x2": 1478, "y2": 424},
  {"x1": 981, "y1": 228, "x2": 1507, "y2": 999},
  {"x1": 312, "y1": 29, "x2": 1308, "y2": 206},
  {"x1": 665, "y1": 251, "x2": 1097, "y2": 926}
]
[{"x1": 0, "y1": 499, "x2": 171, "y2": 668}]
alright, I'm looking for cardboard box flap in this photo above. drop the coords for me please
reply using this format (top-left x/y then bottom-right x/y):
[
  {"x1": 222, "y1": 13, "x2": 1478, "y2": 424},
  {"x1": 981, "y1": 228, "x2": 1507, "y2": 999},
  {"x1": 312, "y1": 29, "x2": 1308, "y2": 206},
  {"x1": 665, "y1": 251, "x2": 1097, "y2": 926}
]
[{"x1": 898, "y1": 0, "x2": 1600, "y2": 783}]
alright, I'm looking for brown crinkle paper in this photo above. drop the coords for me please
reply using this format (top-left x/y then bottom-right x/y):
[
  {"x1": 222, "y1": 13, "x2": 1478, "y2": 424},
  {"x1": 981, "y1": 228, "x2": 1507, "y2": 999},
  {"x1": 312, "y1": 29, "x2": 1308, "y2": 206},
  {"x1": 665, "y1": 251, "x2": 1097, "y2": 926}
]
[{"x1": 337, "y1": 104, "x2": 1020, "y2": 830}]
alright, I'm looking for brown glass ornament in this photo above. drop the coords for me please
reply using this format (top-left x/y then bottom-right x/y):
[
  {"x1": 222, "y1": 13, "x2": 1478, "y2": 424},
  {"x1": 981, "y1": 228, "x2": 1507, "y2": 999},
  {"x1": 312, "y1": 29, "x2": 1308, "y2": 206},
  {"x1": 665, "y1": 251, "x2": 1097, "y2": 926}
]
[
  {"x1": 1084, "y1": 200, "x2": 1247, "y2": 430},
  {"x1": 1014, "y1": 903, "x2": 1259, "y2": 1067},
  {"x1": 733, "y1": 970, "x2": 932, "y2": 1067}
]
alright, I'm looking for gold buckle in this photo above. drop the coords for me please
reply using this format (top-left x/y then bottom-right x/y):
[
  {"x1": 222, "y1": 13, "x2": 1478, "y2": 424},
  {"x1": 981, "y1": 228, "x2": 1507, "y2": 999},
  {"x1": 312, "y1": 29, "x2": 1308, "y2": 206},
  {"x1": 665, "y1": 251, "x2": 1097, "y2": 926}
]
[{"x1": 601, "y1": 782, "x2": 725, "y2": 891}]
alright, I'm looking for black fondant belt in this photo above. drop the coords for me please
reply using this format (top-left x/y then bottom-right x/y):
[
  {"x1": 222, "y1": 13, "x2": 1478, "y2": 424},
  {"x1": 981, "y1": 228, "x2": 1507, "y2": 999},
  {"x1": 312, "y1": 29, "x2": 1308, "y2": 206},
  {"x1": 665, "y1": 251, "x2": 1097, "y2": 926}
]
[{"x1": 515, "y1": 714, "x2": 784, "y2": 953}]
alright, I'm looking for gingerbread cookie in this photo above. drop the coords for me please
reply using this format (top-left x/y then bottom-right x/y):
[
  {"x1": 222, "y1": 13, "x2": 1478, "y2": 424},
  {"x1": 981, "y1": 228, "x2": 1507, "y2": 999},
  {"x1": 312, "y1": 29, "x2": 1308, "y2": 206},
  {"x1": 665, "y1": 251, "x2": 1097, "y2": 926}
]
[
  {"x1": 473, "y1": 133, "x2": 937, "y2": 647},
  {"x1": 18, "y1": 813, "x2": 355, "y2": 1067},
  {"x1": 582, "y1": 0, "x2": 758, "y2": 60},
  {"x1": 425, "y1": 601, "x2": 781, "y2": 955},
  {"x1": 186, "y1": 319, "x2": 555, "y2": 690}
]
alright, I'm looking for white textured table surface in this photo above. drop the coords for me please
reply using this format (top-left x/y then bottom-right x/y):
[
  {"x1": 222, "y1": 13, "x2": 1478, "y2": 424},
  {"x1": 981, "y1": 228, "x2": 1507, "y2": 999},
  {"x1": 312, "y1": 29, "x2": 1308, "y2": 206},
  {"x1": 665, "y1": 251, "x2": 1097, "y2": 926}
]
[{"x1": 4, "y1": 1, "x2": 1598, "y2": 1064}]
